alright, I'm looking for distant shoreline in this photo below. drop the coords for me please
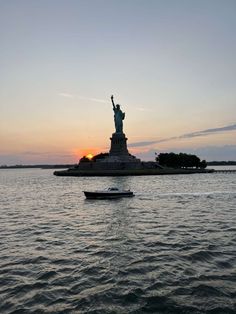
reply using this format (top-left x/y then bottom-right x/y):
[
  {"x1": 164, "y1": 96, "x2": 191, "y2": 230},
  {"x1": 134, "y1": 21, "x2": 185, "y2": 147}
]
[
  {"x1": 207, "y1": 161, "x2": 236, "y2": 166},
  {"x1": 0, "y1": 164, "x2": 76, "y2": 169}
]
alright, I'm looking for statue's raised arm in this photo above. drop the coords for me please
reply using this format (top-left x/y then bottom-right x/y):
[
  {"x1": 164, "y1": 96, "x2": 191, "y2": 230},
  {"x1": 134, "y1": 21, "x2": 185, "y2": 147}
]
[{"x1": 111, "y1": 95, "x2": 115, "y2": 109}]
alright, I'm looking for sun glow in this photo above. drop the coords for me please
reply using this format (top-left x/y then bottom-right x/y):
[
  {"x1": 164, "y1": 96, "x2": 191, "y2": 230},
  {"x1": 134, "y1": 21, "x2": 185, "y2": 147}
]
[
  {"x1": 72, "y1": 148, "x2": 101, "y2": 161},
  {"x1": 86, "y1": 153, "x2": 94, "y2": 160}
]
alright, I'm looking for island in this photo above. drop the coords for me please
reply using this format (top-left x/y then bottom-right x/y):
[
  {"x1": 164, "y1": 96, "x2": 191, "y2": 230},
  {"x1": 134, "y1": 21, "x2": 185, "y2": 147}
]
[{"x1": 54, "y1": 96, "x2": 213, "y2": 177}]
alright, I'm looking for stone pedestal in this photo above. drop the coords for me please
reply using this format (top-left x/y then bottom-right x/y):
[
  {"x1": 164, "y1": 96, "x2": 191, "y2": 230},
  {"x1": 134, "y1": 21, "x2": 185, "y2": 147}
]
[
  {"x1": 109, "y1": 132, "x2": 129, "y2": 156},
  {"x1": 90, "y1": 131, "x2": 141, "y2": 164},
  {"x1": 100, "y1": 132, "x2": 141, "y2": 163}
]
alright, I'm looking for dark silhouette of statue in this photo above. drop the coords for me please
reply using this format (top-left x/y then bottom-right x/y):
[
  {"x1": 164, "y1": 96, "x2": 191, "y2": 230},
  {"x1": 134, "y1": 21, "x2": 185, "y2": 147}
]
[{"x1": 111, "y1": 95, "x2": 125, "y2": 133}]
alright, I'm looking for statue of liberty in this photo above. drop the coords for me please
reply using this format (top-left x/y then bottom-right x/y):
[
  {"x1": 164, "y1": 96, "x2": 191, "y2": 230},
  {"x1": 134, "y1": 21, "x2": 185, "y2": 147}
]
[{"x1": 111, "y1": 95, "x2": 125, "y2": 133}]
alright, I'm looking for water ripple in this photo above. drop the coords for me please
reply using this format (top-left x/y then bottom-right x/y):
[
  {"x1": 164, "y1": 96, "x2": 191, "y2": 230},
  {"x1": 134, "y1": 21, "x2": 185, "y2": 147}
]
[{"x1": 0, "y1": 169, "x2": 235, "y2": 313}]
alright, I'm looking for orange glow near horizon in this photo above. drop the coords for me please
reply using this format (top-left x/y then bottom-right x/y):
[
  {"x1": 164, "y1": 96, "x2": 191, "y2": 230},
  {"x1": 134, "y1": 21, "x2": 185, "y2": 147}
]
[
  {"x1": 72, "y1": 147, "x2": 102, "y2": 161},
  {"x1": 86, "y1": 153, "x2": 94, "y2": 160}
]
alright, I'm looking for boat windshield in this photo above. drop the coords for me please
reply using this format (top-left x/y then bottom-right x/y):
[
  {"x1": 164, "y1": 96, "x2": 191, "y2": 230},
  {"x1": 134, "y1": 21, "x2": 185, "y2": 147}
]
[{"x1": 108, "y1": 187, "x2": 119, "y2": 191}]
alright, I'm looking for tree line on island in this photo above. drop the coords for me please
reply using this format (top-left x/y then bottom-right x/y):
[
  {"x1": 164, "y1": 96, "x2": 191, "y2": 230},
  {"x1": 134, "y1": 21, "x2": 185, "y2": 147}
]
[
  {"x1": 80, "y1": 152, "x2": 207, "y2": 169},
  {"x1": 79, "y1": 153, "x2": 109, "y2": 163},
  {"x1": 155, "y1": 152, "x2": 207, "y2": 169}
]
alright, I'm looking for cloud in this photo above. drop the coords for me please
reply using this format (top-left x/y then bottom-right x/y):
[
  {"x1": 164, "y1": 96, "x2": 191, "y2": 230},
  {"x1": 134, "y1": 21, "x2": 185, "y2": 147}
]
[
  {"x1": 58, "y1": 93, "x2": 74, "y2": 98},
  {"x1": 129, "y1": 123, "x2": 236, "y2": 148},
  {"x1": 58, "y1": 94, "x2": 152, "y2": 111},
  {"x1": 129, "y1": 136, "x2": 181, "y2": 147},
  {"x1": 180, "y1": 123, "x2": 236, "y2": 139},
  {"x1": 135, "y1": 107, "x2": 152, "y2": 112},
  {"x1": 58, "y1": 92, "x2": 108, "y2": 104},
  {"x1": 202, "y1": 124, "x2": 236, "y2": 133},
  {"x1": 129, "y1": 140, "x2": 158, "y2": 147},
  {"x1": 134, "y1": 145, "x2": 236, "y2": 161},
  {"x1": 84, "y1": 97, "x2": 108, "y2": 104}
]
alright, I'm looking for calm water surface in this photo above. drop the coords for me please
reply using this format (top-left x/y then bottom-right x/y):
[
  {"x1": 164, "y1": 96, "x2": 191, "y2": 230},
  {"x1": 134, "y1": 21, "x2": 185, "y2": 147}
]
[{"x1": 0, "y1": 169, "x2": 235, "y2": 314}]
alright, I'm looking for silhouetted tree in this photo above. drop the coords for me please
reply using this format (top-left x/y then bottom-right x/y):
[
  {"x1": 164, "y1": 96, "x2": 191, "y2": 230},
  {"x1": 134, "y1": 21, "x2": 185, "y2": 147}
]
[
  {"x1": 92, "y1": 152, "x2": 109, "y2": 161},
  {"x1": 79, "y1": 156, "x2": 91, "y2": 162},
  {"x1": 156, "y1": 152, "x2": 206, "y2": 169},
  {"x1": 199, "y1": 160, "x2": 207, "y2": 169}
]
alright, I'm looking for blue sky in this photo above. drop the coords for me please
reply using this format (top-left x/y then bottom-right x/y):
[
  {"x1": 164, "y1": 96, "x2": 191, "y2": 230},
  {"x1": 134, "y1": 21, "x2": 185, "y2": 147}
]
[{"x1": 0, "y1": 0, "x2": 236, "y2": 164}]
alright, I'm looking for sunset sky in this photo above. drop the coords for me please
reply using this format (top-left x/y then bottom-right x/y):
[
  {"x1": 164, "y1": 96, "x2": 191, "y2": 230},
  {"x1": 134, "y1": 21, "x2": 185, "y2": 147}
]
[{"x1": 1, "y1": 0, "x2": 236, "y2": 165}]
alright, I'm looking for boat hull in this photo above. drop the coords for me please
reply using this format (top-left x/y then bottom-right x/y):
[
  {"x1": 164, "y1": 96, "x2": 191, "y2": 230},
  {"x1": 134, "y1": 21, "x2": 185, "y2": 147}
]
[{"x1": 84, "y1": 191, "x2": 134, "y2": 199}]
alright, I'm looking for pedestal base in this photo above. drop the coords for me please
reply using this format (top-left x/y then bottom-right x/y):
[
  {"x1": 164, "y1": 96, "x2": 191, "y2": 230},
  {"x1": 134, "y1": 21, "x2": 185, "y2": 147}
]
[
  {"x1": 109, "y1": 132, "x2": 129, "y2": 156},
  {"x1": 99, "y1": 132, "x2": 141, "y2": 163}
]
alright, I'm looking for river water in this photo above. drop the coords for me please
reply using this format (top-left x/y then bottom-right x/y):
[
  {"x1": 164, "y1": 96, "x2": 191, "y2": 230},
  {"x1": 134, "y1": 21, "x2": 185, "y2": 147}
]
[{"x1": 0, "y1": 169, "x2": 235, "y2": 314}]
